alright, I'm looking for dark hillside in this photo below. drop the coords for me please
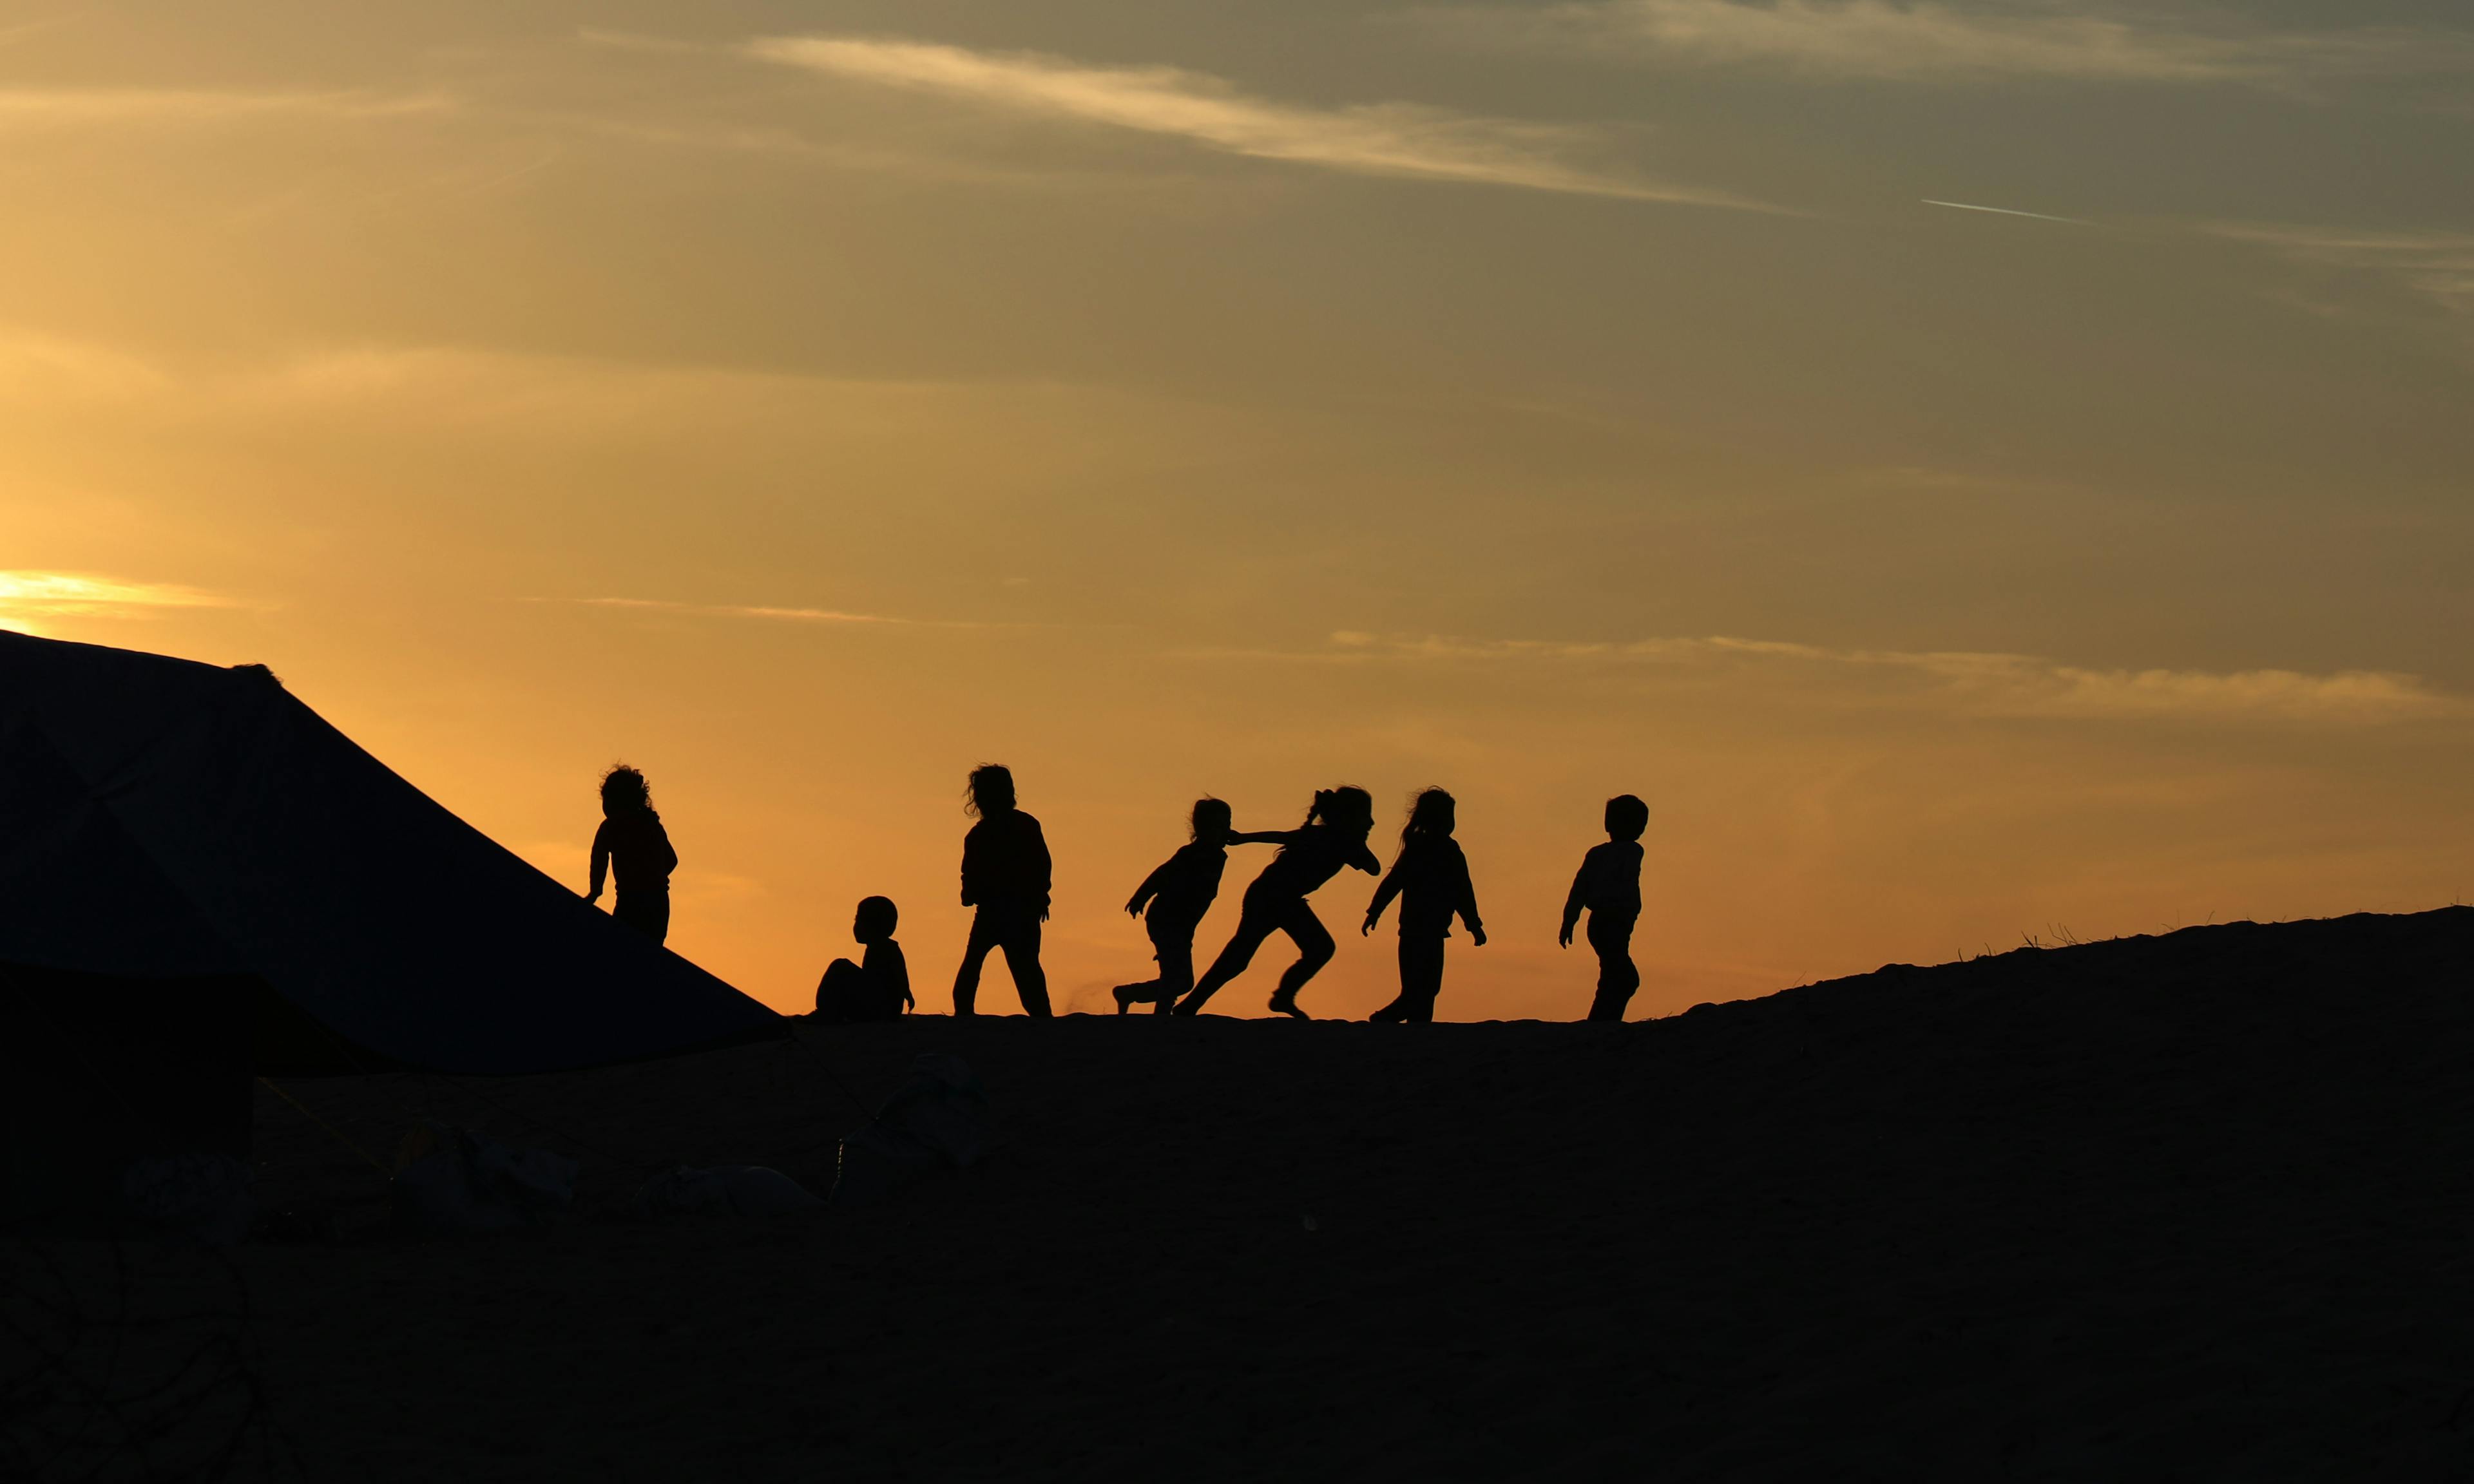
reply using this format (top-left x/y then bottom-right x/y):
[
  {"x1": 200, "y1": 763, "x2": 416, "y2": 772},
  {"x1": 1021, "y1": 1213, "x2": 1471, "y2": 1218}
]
[{"x1": 24, "y1": 908, "x2": 2474, "y2": 1479}]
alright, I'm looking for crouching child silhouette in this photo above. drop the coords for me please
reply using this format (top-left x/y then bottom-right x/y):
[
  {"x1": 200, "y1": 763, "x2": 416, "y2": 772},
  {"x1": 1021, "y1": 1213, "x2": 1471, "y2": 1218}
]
[
  {"x1": 1363, "y1": 788, "x2": 1484, "y2": 1023},
  {"x1": 952, "y1": 764, "x2": 1053, "y2": 1018},
  {"x1": 586, "y1": 765, "x2": 677, "y2": 945},
  {"x1": 814, "y1": 895, "x2": 913, "y2": 1023},
  {"x1": 1560, "y1": 794, "x2": 1648, "y2": 1022},
  {"x1": 1113, "y1": 797, "x2": 1233, "y2": 1014}
]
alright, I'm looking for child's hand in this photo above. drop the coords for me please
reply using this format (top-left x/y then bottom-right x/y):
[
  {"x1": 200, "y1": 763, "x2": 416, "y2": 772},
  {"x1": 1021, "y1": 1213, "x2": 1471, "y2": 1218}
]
[
  {"x1": 1361, "y1": 911, "x2": 1379, "y2": 936},
  {"x1": 1471, "y1": 926, "x2": 1488, "y2": 947},
  {"x1": 1557, "y1": 922, "x2": 1573, "y2": 948},
  {"x1": 1124, "y1": 897, "x2": 1144, "y2": 917}
]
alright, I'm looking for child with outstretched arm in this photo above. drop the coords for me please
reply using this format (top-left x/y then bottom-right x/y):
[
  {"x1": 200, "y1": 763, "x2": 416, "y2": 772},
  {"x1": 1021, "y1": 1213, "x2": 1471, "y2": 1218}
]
[
  {"x1": 1113, "y1": 798, "x2": 1234, "y2": 1014},
  {"x1": 1561, "y1": 794, "x2": 1647, "y2": 1022}
]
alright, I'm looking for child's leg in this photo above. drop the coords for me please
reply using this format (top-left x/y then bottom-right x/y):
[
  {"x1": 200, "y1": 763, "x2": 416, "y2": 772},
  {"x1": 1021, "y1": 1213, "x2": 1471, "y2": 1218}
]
[
  {"x1": 1178, "y1": 906, "x2": 1279, "y2": 1013},
  {"x1": 1154, "y1": 935, "x2": 1194, "y2": 1016},
  {"x1": 952, "y1": 911, "x2": 1001, "y2": 1016},
  {"x1": 997, "y1": 918, "x2": 1051, "y2": 1018},
  {"x1": 1401, "y1": 935, "x2": 1446, "y2": 1022},
  {"x1": 1267, "y1": 902, "x2": 1334, "y2": 1016},
  {"x1": 814, "y1": 958, "x2": 864, "y2": 1020},
  {"x1": 1585, "y1": 911, "x2": 1639, "y2": 1022}
]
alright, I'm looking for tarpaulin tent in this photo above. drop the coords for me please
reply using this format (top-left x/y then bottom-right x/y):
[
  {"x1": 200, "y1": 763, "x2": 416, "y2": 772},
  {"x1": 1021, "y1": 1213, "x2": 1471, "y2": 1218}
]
[{"x1": 0, "y1": 633, "x2": 784, "y2": 1222}]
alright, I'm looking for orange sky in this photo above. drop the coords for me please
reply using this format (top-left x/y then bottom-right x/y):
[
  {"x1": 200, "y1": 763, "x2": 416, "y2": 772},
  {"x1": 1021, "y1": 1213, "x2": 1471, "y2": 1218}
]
[{"x1": 5, "y1": 1, "x2": 2471, "y2": 1018}]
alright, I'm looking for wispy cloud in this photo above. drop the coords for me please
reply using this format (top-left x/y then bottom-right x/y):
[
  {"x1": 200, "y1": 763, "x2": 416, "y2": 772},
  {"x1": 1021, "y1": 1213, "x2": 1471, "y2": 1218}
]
[
  {"x1": 1263, "y1": 631, "x2": 2461, "y2": 724},
  {"x1": 0, "y1": 88, "x2": 453, "y2": 128},
  {"x1": 1431, "y1": 1, "x2": 2474, "y2": 84},
  {"x1": 2207, "y1": 223, "x2": 2474, "y2": 325},
  {"x1": 0, "y1": 571, "x2": 234, "y2": 637},
  {"x1": 747, "y1": 35, "x2": 1760, "y2": 207},
  {"x1": 562, "y1": 596, "x2": 907, "y2": 625}
]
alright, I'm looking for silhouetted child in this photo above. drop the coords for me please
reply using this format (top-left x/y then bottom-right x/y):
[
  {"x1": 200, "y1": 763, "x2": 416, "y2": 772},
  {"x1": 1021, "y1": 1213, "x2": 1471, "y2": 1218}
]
[
  {"x1": 814, "y1": 895, "x2": 912, "y2": 1023},
  {"x1": 1113, "y1": 797, "x2": 1234, "y2": 1015},
  {"x1": 1363, "y1": 788, "x2": 1485, "y2": 1023},
  {"x1": 1175, "y1": 786, "x2": 1379, "y2": 1020},
  {"x1": 1561, "y1": 794, "x2": 1648, "y2": 1022},
  {"x1": 952, "y1": 764, "x2": 1053, "y2": 1018},
  {"x1": 586, "y1": 765, "x2": 677, "y2": 945}
]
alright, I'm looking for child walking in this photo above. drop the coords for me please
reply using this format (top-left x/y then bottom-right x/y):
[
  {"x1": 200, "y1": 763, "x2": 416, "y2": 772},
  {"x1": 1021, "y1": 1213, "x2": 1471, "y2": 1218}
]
[
  {"x1": 1362, "y1": 788, "x2": 1484, "y2": 1023},
  {"x1": 952, "y1": 764, "x2": 1053, "y2": 1018},
  {"x1": 1560, "y1": 794, "x2": 1648, "y2": 1022},
  {"x1": 1175, "y1": 786, "x2": 1380, "y2": 1020},
  {"x1": 813, "y1": 895, "x2": 913, "y2": 1022},
  {"x1": 586, "y1": 765, "x2": 677, "y2": 945},
  {"x1": 1113, "y1": 797, "x2": 1234, "y2": 1015}
]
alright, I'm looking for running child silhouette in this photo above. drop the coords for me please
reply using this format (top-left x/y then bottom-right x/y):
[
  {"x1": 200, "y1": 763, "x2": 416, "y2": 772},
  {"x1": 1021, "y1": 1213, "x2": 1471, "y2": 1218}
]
[
  {"x1": 952, "y1": 764, "x2": 1053, "y2": 1018},
  {"x1": 1362, "y1": 788, "x2": 1484, "y2": 1023},
  {"x1": 586, "y1": 765, "x2": 677, "y2": 945},
  {"x1": 1175, "y1": 786, "x2": 1380, "y2": 1020},
  {"x1": 813, "y1": 895, "x2": 912, "y2": 1023},
  {"x1": 1560, "y1": 794, "x2": 1647, "y2": 1022},
  {"x1": 1113, "y1": 797, "x2": 1233, "y2": 1015}
]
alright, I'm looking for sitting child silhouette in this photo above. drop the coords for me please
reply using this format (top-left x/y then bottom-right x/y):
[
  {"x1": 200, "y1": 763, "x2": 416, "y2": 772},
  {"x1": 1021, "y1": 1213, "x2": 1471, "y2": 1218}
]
[
  {"x1": 814, "y1": 895, "x2": 912, "y2": 1022},
  {"x1": 952, "y1": 764, "x2": 1053, "y2": 1018},
  {"x1": 586, "y1": 765, "x2": 677, "y2": 945},
  {"x1": 1175, "y1": 786, "x2": 1380, "y2": 1020},
  {"x1": 1560, "y1": 794, "x2": 1648, "y2": 1022},
  {"x1": 1363, "y1": 788, "x2": 1485, "y2": 1023},
  {"x1": 1113, "y1": 797, "x2": 1234, "y2": 1015}
]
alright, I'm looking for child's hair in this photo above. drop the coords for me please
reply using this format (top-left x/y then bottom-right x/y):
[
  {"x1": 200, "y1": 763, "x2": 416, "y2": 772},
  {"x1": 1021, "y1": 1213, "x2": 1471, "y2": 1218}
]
[
  {"x1": 964, "y1": 764, "x2": 1016, "y2": 817},
  {"x1": 1605, "y1": 794, "x2": 1649, "y2": 842},
  {"x1": 1401, "y1": 787, "x2": 1456, "y2": 843},
  {"x1": 1190, "y1": 796, "x2": 1232, "y2": 840},
  {"x1": 600, "y1": 764, "x2": 655, "y2": 816},
  {"x1": 1305, "y1": 785, "x2": 1374, "y2": 833},
  {"x1": 854, "y1": 895, "x2": 899, "y2": 939}
]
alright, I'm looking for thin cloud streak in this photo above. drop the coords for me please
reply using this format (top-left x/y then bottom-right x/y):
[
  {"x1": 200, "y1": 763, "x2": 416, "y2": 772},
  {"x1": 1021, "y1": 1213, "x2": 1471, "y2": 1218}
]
[
  {"x1": 1433, "y1": 0, "x2": 2474, "y2": 84},
  {"x1": 2207, "y1": 222, "x2": 2474, "y2": 324},
  {"x1": 565, "y1": 597, "x2": 906, "y2": 625},
  {"x1": 0, "y1": 88, "x2": 454, "y2": 128},
  {"x1": 1229, "y1": 631, "x2": 2461, "y2": 724},
  {"x1": 748, "y1": 35, "x2": 1765, "y2": 208}
]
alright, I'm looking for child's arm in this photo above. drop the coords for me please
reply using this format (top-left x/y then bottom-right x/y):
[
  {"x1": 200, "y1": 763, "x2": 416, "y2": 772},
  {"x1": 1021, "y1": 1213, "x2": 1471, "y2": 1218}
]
[
  {"x1": 1126, "y1": 857, "x2": 1175, "y2": 917},
  {"x1": 892, "y1": 949, "x2": 914, "y2": 1013},
  {"x1": 1558, "y1": 857, "x2": 1591, "y2": 947},
  {"x1": 1350, "y1": 840, "x2": 1382, "y2": 876},
  {"x1": 1224, "y1": 828, "x2": 1303, "y2": 848},
  {"x1": 1362, "y1": 856, "x2": 1407, "y2": 935},
  {"x1": 1455, "y1": 851, "x2": 1486, "y2": 947},
  {"x1": 655, "y1": 820, "x2": 678, "y2": 877},
  {"x1": 586, "y1": 821, "x2": 611, "y2": 904}
]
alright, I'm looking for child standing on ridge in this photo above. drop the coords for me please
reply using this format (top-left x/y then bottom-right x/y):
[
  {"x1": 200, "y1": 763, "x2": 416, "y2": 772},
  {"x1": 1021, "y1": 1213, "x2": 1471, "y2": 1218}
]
[
  {"x1": 586, "y1": 765, "x2": 677, "y2": 946},
  {"x1": 1561, "y1": 794, "x2": 1648, "y2": 1022},
  {"x1": 1363, "y1": 788, "x2": 1485, "y2": 1023},
  {"x1": 1114, "y1": 798, "x2": 1234, "y2": 1014},
  {"x1": 1175, "y1": 786, "x2": 1380, "y2": 1021},
  {"x1": 813, "y1": 895, "x2": 912, "y2": 1022},
  {"x1": 952, "y1": 764, "x2": 1053, "y2": 1018}
]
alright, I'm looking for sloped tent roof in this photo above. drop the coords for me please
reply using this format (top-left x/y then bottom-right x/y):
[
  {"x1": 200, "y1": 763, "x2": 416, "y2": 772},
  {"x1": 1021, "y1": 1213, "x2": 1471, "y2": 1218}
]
[{"x1": 0, "y1": 633, "x2": 783, "y2": 1074}]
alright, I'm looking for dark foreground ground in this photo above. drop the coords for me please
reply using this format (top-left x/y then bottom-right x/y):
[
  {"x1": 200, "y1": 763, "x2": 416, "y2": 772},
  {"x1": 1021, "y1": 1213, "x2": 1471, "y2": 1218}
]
[{"x1": 15, "y1": 908, "x2": 2474, "y2": 1480}]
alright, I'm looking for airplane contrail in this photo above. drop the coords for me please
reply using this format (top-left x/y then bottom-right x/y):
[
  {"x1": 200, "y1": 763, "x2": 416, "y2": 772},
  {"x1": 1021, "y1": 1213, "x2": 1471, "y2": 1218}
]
[{"x1": 1922, "y1": 198, "x2": 2089, "y2": 226}]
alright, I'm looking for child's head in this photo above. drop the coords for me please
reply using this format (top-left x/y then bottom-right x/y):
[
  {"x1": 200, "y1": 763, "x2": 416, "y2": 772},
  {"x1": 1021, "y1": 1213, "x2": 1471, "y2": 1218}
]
[
  {"x1": 1402, "y1": 787, "x2": 1456, "y2": 842},
  {"x1": 1307, "y1": 785, "x2": 1375, "y2": 837},
  {"x1": 1604, "y1": 793, "x2": 1649, "y2": 842},
  {"x1": 1190, "y1": 796, "x2": 1232, "y2": 844},
  {"x1": 853, "y1": 895, "x2": 898, "y2": 942},
  {"x1": 964, "y1": 764, "x2": 1016, "y2": 817},
  {"x1": 600, "y1": 764, "x2": 652, "y2": 817}
]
